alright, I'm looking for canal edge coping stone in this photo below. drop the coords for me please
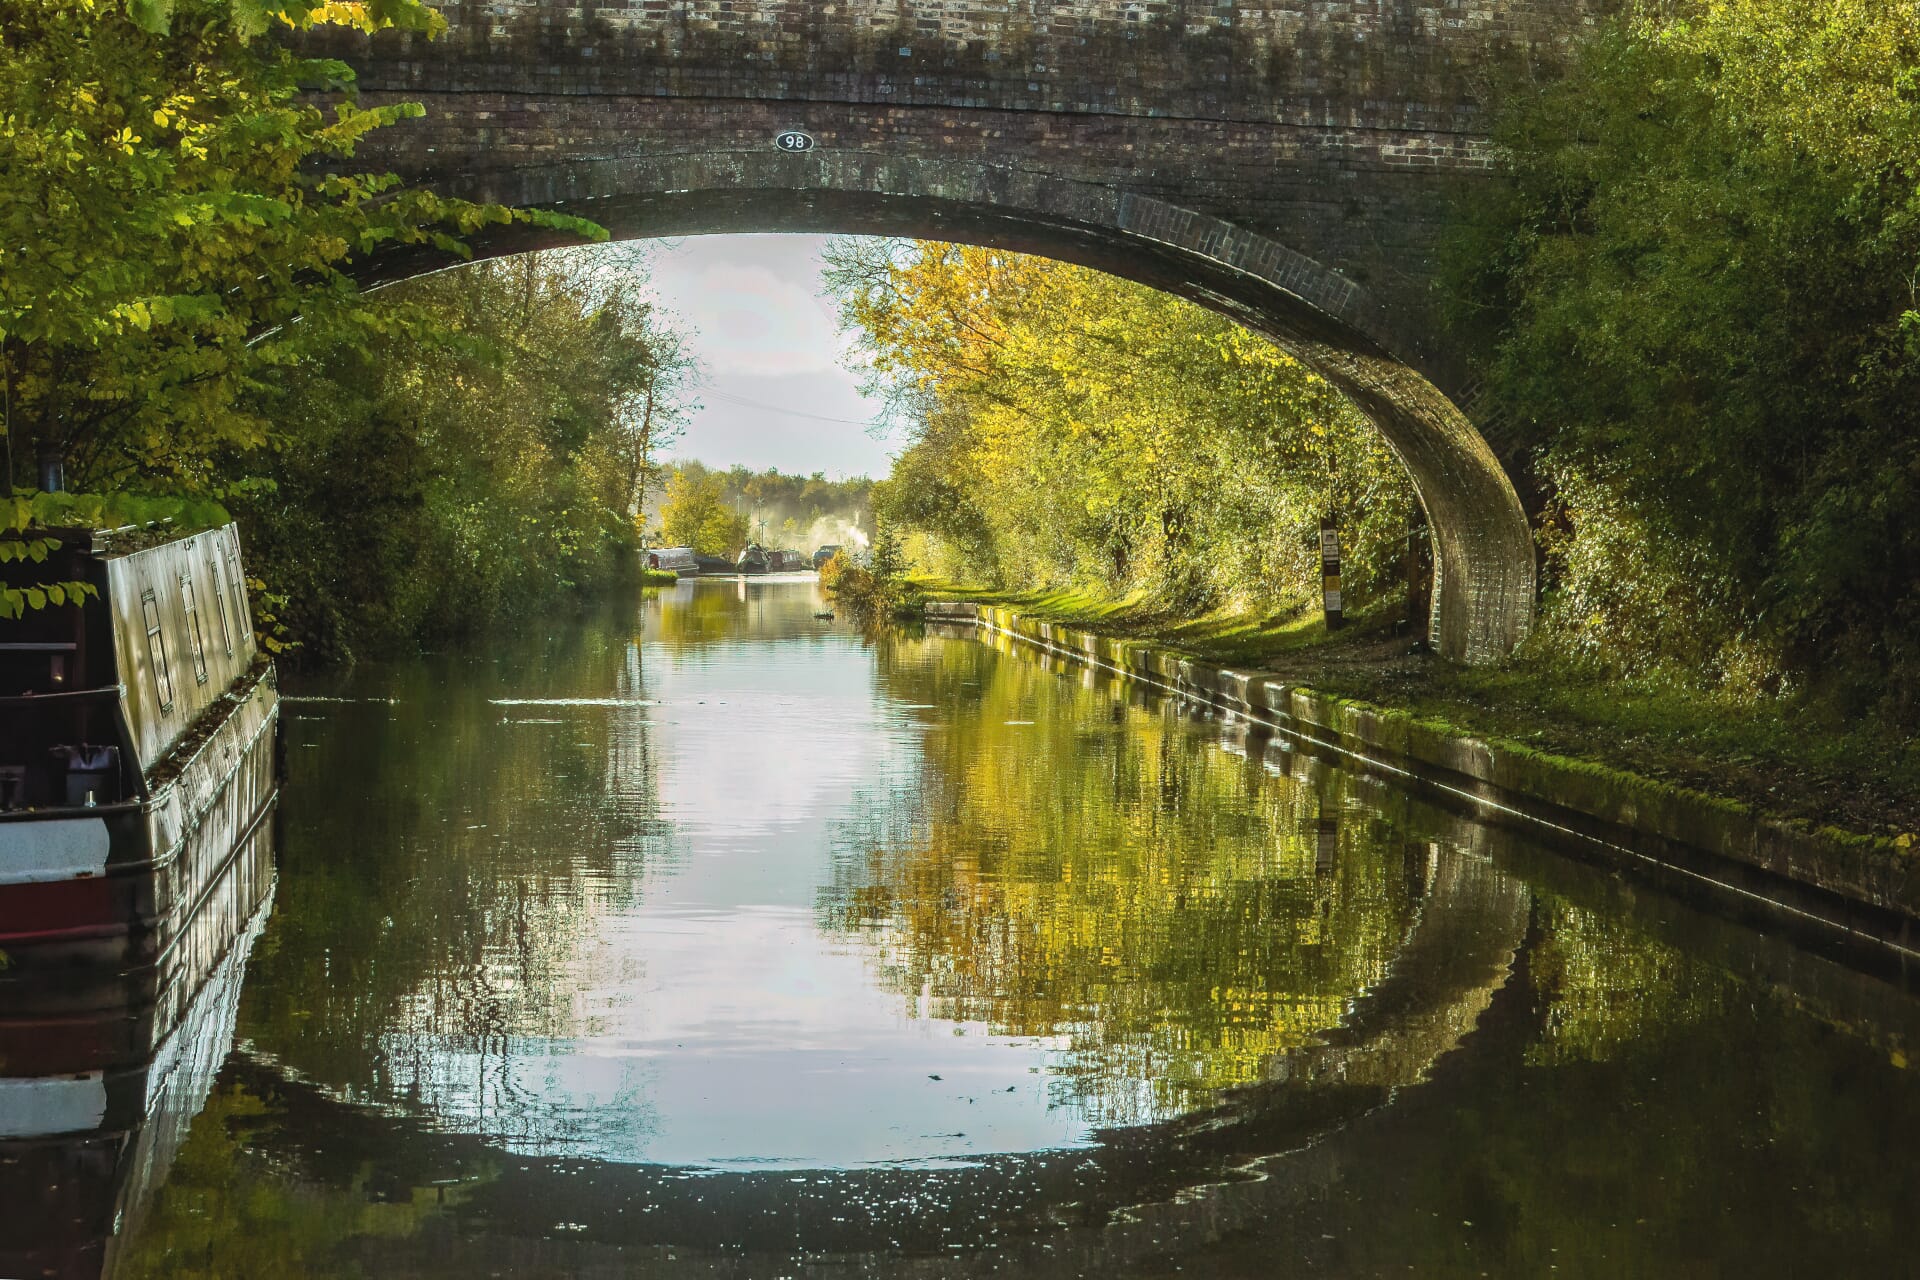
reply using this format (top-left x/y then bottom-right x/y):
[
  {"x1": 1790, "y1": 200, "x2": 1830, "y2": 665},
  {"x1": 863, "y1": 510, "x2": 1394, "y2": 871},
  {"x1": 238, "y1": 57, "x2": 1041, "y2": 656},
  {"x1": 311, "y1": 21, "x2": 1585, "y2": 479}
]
[{"x1": 923, "y1": 599, "x2": 1920, "y2": 932}]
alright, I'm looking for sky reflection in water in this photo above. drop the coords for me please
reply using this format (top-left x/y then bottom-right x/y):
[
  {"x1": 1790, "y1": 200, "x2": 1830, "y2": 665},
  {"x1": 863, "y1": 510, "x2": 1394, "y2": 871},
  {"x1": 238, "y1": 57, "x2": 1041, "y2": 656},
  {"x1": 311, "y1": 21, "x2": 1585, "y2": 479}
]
[{"x1": 274, "y1": 578, "x2": 1408, "y2": 1168}]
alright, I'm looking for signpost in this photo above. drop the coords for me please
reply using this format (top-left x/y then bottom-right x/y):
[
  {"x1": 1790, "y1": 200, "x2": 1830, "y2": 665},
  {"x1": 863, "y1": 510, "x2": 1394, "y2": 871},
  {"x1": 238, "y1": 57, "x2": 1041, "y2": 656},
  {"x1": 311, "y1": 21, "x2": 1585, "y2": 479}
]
[{"x1": 1319, "y1": 516, "x2": 1343, "y2": 631}]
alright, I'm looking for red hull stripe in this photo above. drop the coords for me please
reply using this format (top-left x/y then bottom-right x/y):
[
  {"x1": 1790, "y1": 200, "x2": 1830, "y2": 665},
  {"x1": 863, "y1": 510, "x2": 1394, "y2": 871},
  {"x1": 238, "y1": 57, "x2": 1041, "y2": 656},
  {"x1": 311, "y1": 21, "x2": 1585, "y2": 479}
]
[{"x1": 0, "y1": 877, "x2": 122, "y2": 943}]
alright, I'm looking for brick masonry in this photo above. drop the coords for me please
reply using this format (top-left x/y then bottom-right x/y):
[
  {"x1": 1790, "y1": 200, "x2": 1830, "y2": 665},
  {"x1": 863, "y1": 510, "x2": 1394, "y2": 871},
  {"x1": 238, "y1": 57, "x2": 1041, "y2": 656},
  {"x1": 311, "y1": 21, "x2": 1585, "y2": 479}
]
[{"x1": 298, "y1": 0, "x2": 1608, "y2": 661}]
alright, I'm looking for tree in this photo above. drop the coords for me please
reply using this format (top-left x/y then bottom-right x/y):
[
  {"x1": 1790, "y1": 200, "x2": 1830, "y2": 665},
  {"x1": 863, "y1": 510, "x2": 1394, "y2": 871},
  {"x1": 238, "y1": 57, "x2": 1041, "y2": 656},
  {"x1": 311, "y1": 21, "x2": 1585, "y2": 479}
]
[
  {"x1": 1442, "y1": 0, "x2": 1920, "y2": 714},
  {"x1": 659, "y1": 468, "x2": 749, "y2": 558},
  {"x1": 824, "y1": 238, "x2": 1412, "y2": 614},
  {"x1": 0, "y1": 0, "x2": 595, "y2": 489},
  {"x1": 236, "y1": 247, "x2": 697, "y2": 661},
  {"x1": 0, "y1": 0, "x2": 599, "y2": 614},
  {"x1": 614, "y1": 314, "x2": 699, "y2": 523}
]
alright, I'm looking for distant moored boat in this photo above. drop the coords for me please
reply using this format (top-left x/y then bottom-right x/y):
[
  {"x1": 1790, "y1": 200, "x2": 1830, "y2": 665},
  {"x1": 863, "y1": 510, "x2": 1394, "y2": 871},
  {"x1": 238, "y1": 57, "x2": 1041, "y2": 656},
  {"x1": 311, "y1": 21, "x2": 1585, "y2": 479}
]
[{"x1": 645, "y1": 546, "x2": 698, "y2": 577}]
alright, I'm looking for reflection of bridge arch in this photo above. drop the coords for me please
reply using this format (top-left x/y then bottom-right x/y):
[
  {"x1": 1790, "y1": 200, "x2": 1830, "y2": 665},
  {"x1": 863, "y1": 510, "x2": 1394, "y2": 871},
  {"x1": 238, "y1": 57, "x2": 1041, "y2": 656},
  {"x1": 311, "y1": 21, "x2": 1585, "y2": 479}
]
[
  {"x1": 192, "y1": 829, "x2": 1528, "y2": 1271},
  {"x1": 361, "y1": 153, "x2": 1534, "y2": 664},
  {"x1": 1276, "y1": 831, "x2": 1528, "y2": 1089}
]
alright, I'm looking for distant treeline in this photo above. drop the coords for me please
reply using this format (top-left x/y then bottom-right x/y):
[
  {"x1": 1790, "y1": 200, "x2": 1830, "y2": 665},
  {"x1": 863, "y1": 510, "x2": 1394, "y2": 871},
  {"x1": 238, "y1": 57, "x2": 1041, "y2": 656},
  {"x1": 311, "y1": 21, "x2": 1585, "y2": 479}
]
[{"x1": 654, "y1": 461, "x2": 873, "y2": 558}]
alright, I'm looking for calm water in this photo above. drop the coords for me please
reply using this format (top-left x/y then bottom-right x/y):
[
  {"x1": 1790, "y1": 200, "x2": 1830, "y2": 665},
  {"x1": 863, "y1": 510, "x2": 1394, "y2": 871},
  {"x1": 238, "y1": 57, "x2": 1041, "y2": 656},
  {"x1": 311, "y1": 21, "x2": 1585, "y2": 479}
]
[{"x1": 92, "y1": 579, "x2": 1920, "y2": 1275}]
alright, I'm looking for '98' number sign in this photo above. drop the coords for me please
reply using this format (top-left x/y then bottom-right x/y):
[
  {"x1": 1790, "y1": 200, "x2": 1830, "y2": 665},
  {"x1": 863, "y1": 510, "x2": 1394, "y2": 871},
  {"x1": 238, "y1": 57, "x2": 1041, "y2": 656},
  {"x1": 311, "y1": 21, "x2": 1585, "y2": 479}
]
[{"x1": 775, "y1": 130, "x2": 816, "y2": 153}]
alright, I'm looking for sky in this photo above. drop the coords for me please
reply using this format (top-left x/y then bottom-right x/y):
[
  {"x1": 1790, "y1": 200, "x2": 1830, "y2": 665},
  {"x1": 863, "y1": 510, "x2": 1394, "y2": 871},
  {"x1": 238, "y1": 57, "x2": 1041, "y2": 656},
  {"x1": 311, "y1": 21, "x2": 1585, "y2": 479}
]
[{"x1": 641, "y1": 235, "x2": 901, "y2": 480}]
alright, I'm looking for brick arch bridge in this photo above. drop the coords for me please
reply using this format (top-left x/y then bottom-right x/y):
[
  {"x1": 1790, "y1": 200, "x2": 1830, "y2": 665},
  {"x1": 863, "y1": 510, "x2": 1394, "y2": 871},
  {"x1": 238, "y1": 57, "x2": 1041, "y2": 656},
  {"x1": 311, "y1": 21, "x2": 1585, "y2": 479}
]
[{"x1": 308, "y1": 1, "x2": 1601, "y2": 661}]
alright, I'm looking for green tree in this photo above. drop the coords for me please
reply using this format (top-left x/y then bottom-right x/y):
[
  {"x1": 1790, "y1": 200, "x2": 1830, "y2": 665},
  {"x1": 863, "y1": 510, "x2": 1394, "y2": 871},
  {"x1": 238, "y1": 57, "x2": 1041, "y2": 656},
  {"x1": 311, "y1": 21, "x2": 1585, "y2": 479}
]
[
  {"x1": 659, "y1": 468, "x2": 749, "y2": 558},
  {"x1": 235, "y1": 247, "x2": 694, "y2": 662},
  {"x1": 824, "y1": 238, "x2": 1413, "y2": 616},
  {"x1": 0, "y1": 0, "x2": 596, "y2": 617},
  {"x1": 1443, "y1": 0, "x2": 1920, "y2": 715}
]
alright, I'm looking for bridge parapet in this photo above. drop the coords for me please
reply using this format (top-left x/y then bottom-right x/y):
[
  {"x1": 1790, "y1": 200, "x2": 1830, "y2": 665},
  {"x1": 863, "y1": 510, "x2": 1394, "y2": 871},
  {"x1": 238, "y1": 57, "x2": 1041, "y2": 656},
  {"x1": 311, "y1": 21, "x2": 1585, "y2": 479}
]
[{"x1": 305, "y1": 0, "x2": 1595, "y2": 135}]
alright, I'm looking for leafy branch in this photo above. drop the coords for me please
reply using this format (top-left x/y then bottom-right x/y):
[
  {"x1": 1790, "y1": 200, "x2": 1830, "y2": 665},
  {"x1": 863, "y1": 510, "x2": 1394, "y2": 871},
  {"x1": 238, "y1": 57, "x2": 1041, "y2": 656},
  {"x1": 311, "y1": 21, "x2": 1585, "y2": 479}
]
[{"x1": 0, "y1": 488, "x2": 229, "y2": 619}]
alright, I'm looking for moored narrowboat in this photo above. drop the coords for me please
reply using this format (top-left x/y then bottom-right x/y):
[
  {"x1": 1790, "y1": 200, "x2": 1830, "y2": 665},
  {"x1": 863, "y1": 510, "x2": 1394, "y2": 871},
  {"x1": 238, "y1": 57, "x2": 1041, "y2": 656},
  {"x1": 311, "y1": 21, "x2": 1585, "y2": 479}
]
[
  {"x1": 645, "y1": 545, "x2": 699, "y2": 578},
  {"x1": 0, "y1": 523, "x2": 279, "y2": 978}
]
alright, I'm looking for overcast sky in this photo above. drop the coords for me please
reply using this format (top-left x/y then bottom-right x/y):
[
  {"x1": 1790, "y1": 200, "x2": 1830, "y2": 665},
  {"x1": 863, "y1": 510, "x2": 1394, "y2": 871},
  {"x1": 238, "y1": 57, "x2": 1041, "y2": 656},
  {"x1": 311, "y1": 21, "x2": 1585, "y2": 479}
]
[{"x1": 642, "y1": 235, "x2": 901, "y2": 480}]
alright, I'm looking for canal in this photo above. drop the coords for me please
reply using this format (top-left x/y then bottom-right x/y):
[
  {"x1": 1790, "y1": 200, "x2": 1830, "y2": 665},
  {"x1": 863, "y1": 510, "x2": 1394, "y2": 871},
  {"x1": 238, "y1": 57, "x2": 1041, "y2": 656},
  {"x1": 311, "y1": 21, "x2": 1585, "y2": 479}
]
[{"x1": 92, "y1": 579, "x2": 1920, "y2": 1275}]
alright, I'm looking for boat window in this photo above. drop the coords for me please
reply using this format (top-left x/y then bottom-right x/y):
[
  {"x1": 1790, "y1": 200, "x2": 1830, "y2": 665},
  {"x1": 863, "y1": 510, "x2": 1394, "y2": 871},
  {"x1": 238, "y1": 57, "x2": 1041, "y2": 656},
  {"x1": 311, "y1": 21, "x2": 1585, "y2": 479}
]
[
  {"x1": 223, "y1": 540, "x2": 250, "y2": 643},
  {"x1": 209, "y1": 556, "x2": 235, "y2": 655},
  {"x1": 142, "y1": 588, "x2": 174, "y2": 714},
  {"x1": 181, "y1": 573, "x2": 209, "y2": 685}
]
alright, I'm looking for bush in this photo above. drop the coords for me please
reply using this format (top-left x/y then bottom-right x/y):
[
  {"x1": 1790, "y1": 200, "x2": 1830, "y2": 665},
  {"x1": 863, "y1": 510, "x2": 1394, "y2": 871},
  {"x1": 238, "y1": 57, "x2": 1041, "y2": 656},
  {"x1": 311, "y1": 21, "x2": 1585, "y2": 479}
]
[{"x1": 821, "y1": 527, "x2": 920, "y2": 624}]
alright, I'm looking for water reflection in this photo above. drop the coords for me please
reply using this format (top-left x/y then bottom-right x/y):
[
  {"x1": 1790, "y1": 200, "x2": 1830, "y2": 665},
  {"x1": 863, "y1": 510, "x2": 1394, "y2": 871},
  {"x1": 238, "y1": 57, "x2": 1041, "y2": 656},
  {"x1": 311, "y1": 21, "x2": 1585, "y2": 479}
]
[
  {"x1": 75, "y1": 581, "x2": 1920, "y2": 1276},
  {"x1": 823, "y1": 633, "x2": 1434, "y2": 1125},
  {"x1": 0, "y1": 814, "x2": 274, "y2": 1279}
]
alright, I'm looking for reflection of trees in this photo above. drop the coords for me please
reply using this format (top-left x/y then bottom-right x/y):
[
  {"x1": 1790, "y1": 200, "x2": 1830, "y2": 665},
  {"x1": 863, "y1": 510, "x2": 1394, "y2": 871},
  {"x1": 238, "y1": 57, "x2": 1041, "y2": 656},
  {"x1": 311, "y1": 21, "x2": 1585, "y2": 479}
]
[
  {"x1": 242, "y1": 602, "x2": 669, "y2": 1093},
  {"x1": 110, "y1": 1074, "x2": 491, "y2": 1280},
  {"x1": 822, "y1": 636, "x2": 1426, "y2": 1125},
  {"x1": 644, "y1": 574, "x2": 833, "y2": 647},
  {"x1": 1525, "y1": 899, "x2": 1728, "y2": 1066},
  {"x1": 645, "y1": 577, "x2": 745, "y2": 646},
  {"x1": 604, "y1": 637, "x2": 671, "y2": 866}
]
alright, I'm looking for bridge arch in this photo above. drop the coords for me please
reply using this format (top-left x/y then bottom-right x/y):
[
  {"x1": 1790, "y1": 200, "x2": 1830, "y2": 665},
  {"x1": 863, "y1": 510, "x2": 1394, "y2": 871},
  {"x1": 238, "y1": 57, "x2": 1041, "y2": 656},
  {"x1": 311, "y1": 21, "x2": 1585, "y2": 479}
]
[{"x1": 364, "y1": 151, "x2": 1535, "y2": 662}]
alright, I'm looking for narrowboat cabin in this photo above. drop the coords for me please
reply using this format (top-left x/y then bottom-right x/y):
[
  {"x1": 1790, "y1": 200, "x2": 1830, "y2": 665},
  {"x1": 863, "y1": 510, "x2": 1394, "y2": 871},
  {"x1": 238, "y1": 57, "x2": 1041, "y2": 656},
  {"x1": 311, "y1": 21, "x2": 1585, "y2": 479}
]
[
  {"x1": 0, "y1": 523, "x2": 279, "y2": 977},
  {"x1": 736, "y1": 544, "x2": 772, "y2": 575},
  {"x1": 646, "y1": 546, "x2": 699, "y2": 578}
]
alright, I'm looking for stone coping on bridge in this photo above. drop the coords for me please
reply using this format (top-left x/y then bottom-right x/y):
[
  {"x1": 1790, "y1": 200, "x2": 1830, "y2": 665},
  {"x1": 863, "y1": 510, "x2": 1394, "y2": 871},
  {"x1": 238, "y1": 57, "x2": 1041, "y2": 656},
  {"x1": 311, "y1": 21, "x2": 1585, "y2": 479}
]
[{"x1": 924, "y1": 599, "x2": 1920, "y2": 941}]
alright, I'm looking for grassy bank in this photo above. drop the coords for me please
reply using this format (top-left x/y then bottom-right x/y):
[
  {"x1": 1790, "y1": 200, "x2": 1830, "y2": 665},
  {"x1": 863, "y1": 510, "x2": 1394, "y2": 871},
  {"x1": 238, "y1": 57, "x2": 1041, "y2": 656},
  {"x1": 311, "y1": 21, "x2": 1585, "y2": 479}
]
[{"x1": 916, "y1": 579, "x2": 1919, "y2": 840}]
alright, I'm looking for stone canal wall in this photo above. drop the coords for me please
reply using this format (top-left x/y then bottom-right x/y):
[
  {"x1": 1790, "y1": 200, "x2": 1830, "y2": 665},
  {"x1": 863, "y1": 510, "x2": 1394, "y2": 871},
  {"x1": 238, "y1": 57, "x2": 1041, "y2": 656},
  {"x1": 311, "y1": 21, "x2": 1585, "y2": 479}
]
[{"x1": 928, "y1": 600, "x2": 1920, "y2": 942}]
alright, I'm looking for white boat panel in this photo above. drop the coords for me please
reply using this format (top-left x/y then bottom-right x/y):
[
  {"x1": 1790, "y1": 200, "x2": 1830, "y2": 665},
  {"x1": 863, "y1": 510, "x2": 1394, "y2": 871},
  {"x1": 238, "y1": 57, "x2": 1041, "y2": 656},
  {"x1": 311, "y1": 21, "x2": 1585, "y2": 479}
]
[
  {"x1": 0, "y1": 815, "x2": 110, "y2": 885},
  {"x1": 0, "y1": 1072, "x2": 108, "y2": 1138}
]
